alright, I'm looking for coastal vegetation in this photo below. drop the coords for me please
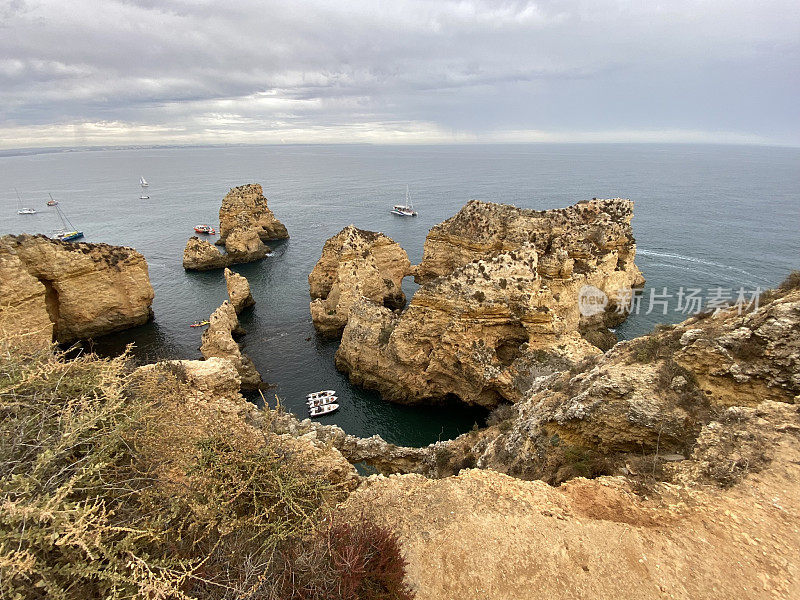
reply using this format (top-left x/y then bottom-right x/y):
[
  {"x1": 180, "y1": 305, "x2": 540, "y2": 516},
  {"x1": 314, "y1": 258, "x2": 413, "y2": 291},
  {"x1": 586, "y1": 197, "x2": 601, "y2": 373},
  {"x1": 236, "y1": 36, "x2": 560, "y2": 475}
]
[{"x1": 0, "y1": 334, "x2": 412, "y2": 600}]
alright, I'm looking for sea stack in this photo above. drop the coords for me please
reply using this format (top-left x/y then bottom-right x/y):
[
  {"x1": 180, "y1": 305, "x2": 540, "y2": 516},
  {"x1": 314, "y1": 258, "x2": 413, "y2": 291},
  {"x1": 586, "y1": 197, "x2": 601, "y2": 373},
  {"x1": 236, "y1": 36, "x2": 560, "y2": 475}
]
[
  {"x1": 335, "y1": 198, "x2": 645, "y2": 408},
  {"x1": 183, "y1": 236, "x2": 231, "y2": 270},
  {"x1": 224, "y1": 267, "x2": 255, "y2": 313},
  {"x1": 217, "y1": 183, "x2": 289, "y2": 246},
  {"x1": 308, "y1": 226, "x2": 410, "y2": 337},
  {"x1": 200, "y1": 300, "x2": 262, "y2": 390},
  {"x1": 0, "y1": 234, "x2": 154, "y2": 349}
]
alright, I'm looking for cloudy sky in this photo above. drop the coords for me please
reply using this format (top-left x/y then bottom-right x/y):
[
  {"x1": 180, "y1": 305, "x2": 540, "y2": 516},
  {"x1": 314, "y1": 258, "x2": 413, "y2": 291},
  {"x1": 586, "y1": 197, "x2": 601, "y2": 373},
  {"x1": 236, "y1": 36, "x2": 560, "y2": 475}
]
[{"x1": 1, "y1": 0, "x2": 798, "y2": 148}]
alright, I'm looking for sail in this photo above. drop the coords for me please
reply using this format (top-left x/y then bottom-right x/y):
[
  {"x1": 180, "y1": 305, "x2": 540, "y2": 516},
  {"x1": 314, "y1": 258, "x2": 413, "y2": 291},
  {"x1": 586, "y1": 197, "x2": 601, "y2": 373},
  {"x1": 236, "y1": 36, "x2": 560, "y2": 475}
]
[{"x1": 140, "y1": 176, "x2": 148, "y2": 186}]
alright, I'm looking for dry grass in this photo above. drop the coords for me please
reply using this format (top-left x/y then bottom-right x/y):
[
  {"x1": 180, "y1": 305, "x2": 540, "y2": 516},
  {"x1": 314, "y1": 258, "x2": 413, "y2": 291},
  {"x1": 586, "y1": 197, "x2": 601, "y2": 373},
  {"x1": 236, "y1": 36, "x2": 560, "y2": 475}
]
[{"x1": 0, "y1": 333, "x2": 413, "y2": 600}]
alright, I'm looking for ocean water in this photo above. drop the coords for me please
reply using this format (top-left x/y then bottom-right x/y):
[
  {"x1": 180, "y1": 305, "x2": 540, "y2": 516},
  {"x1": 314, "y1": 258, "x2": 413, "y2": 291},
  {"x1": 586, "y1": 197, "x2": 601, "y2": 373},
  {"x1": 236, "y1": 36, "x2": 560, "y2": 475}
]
[{"x1": 1, "y1": 144, "x2": 798, "y2": 446}]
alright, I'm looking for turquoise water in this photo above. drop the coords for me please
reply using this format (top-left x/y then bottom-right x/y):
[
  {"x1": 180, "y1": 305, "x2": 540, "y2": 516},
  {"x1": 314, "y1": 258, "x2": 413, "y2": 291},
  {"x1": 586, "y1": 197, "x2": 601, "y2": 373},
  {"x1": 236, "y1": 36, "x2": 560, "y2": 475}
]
[{"x1": 1, "y1": 144, "x2": 798, "y2": 446}]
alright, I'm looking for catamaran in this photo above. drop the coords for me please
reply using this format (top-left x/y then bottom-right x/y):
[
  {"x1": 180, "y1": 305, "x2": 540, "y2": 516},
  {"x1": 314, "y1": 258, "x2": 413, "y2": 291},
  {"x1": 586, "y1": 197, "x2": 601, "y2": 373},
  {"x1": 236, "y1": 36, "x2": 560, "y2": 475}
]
[
  {"x1": 390, "y1": 185, "x2": 417, "y2": 216},
  {"x1": 52, "y1": 203, "x2": 83, "y2": 242},
  {"x1": 15, "y1": 188, "x2": 36, "y2": 214}
]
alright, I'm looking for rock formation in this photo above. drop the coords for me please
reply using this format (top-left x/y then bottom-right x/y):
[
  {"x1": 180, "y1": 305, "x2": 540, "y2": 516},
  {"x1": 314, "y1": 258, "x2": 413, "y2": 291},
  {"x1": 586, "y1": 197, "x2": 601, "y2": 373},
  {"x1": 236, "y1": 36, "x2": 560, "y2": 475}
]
[
  {"x1": 217, "y1": 183, "x2": 288, "y2": 246},
  {"x1": 308, "y1": 226, "x2": 410, "y2": 337},
  {"x1": 133, "y1": 357, "x2": 358, "y2": 491},
  {"x1": 224, "y1": 268, "x2": 255, "y2": 313},
  {"x1": 183, "y1": 233, "x2": 269, "y2": 271},
  {"x1": 335, "y1": 198, "x2": 645, "y2": 408},
  {"x1": 0, "y1": 245, "x2": 53, "y2": 350},
  {"x1": 200, "y1": 300, "x2": 262, "y2": 390},
  {"x1": 222, "y1": 226, "x2": 270, "y2": 263},
  {"x1": 182, "y1": 237, "x2": 231, "y2": 270},
  {"x1": 0, "y1": 234, "x2": 154, "y2": 347}
]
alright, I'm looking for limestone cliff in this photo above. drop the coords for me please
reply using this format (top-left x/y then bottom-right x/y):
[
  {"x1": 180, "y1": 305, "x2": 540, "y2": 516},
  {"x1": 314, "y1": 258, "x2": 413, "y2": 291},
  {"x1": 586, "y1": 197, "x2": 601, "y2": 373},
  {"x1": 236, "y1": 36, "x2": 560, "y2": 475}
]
[
  {"x1": 224, "y1": 267, "x2": 255, "y2": 313},
  {"x1": 342, "y1": 414, "x2": 800, "y2": 600},
  {"x1": 200, "y1": 300, "x2": 262, "y2": 390},
  {"x1": 0, "y1": 245, "x2": 53, "y2": 350},
  {"x1": 133, "y1": 357, "x2": 357, "y2": 492},
  {"x1": 0, "y1": 234, "x2": 154, "y2": 347},
  {"x1": 308, "y1": 226, "x2": 410, "y2": 337},
  {"x1": 335, "y1": 199, "x2": 644, "y2": 407},
  {"x1": 217, "y1": 183, "x2": 288, "y2": 245},
  {"x1": 332, "y1": 280, "x2": 800, "y2": 598}
]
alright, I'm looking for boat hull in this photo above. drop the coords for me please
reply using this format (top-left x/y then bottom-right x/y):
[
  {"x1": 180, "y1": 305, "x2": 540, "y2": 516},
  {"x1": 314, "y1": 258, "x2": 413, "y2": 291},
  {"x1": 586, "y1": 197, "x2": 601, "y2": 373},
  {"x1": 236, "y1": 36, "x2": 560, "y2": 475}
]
[
  {"x1": 309, "y1": 403, "x2": 339, "y2": 417},
  {"x1": 55, "y1": 231, "x2": 83, "y2": 242}
]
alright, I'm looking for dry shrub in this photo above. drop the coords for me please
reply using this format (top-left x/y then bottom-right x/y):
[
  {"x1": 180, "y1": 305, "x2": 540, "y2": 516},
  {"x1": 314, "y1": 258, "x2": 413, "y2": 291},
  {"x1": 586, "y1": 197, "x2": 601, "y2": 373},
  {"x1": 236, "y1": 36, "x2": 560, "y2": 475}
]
[
  {"x1": 0, "y1": 334, "x2": 414, "y2": 600},
  {"x1": 270, "y1": 519, "x2": 413, "y2": 600}
]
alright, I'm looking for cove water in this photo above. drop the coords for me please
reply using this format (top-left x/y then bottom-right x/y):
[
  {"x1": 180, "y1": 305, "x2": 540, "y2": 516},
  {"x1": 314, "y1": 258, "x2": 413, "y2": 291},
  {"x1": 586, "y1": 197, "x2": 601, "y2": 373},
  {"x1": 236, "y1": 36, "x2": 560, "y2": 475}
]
[{"x1": 1, "y1": 144, "x2": 798, "y2": 446}]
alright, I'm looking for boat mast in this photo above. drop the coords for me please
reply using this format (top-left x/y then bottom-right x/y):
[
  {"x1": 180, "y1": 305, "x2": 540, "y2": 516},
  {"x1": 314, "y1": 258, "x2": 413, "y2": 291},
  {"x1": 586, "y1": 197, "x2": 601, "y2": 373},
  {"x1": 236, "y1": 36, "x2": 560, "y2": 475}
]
[
  {"x1": 14, "y1": 187, "x2": 22, "y2": 210},
  {"x1": 55, "y1": 204, "x2": 76, "y2": 231}
]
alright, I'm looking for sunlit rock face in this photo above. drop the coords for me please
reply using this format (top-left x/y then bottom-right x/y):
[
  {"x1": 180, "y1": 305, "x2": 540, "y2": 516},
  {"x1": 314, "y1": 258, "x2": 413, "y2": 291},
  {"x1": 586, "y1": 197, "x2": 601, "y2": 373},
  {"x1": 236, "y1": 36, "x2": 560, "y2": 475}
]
[
  {"x1": 200, "y1": 300, "x2": 262, "y2": 390},
  {"x1": 336, "y1": 198, "x2": 645, "y2": 408},
  {"x1": 308, "y1": 225, "x2": 410, "y2": 338},
  {"x1": 217, "y1": 183, "x2": 288, "y2": 246},
  {"x1": 0, "y1": 234, "x2": 154, "y2": 347}
]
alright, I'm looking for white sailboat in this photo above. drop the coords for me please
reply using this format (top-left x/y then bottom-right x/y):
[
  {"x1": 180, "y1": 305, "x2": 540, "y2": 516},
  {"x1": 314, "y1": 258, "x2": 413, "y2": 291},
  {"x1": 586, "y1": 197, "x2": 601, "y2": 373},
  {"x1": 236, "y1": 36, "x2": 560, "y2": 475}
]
[
  {"x1": 15, "y1": 188, "x2": 36, "y2": 214},
  {"x1": 139, "y1": 177, "x2": 149, "y2": 199},
  {"x1": 390, "y1": 185, "x2": 417, "y2": 216},
  {"x1": 139, "y1": 176, "x2": 149, "y2": 187}
]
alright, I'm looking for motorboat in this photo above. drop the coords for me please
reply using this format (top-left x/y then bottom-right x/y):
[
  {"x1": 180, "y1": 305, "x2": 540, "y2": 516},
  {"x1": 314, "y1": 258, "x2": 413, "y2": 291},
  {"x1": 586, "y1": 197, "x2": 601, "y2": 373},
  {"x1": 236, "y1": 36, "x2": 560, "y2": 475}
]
[
  {"x1": 307, "y1": 395, "x2": 338, "y2": 408},
  {"x1": 194, "y1": 224, "x2": 217, "y2": 235},
  {"x1": 307, "y1": 390, "x2": 336, "y2": 400},
  {"x1": 309, "y1": 403, "x2": 339, "y2": 417}
]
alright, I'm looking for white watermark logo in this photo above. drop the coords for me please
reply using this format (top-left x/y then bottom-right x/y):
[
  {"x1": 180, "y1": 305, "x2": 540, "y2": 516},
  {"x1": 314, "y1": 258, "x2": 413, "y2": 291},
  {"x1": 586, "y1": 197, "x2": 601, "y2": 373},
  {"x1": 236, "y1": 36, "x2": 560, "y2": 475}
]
[
  {"x1": 578, "y1": 285, "x2": 608, "y2": 317},
  {"x1": 577, "y1": 286, "x2": 762, "y2": 316}
]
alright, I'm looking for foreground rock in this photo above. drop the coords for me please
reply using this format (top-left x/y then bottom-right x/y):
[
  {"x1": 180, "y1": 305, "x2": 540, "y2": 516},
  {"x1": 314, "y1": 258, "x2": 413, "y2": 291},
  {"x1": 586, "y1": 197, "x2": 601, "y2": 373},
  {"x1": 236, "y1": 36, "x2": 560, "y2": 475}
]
[
  {"x1": 200, "y1": 300, "x2": 262, "y2": 389},
  {"x1": 433, "y1": 283, "x2": 800, "y2": 483},
  {"x1": 336, "y1": 198, "x2": 645, "y2": 408},
  {"x1": 217, "y1": 183, "x2": 288, "y2": 246},
  {"x1": 308, "y1": 226, "x2": 410, "y2": 337},
  {"x1": 0, "y1": 234, "x2": 154, "y2": 347},
  {"x1": 342, "y1": 428, "x2": 800, "y2": 600},
  {"x1": 224, "y1": 268, "x2": 255, "y2": 313},
  {"x1": 133, "y1": 357, "x2": 357, "y2": 491}
]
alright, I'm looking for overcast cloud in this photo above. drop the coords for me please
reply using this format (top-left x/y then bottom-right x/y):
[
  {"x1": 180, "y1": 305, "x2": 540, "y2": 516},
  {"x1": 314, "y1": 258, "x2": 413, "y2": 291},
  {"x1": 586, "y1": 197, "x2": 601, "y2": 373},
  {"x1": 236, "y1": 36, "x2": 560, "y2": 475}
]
[{"x1": 0, "y1": 0, "x2": 798, "y2": 147}]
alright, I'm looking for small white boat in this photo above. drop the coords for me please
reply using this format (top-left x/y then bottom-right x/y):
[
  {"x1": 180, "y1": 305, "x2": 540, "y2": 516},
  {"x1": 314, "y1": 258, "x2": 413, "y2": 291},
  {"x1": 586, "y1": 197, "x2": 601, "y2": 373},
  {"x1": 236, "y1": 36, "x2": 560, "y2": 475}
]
[
  {"x1": 308, "y1": 395, "x2": 338, "y2": 408},
  {"x1": 307, "y1": 390, "x2": 336, "y2": 400},
  {"x1": 309, "y1": 403, "x2": 339, "y2": 417},
  {"x1": 15, "y1": 188, "x2": 36, "y2": 214},
  {"x1": 390, "y1": 185, "x2": 417, "y2": 217},
  {"x1": 140, "y1": 176, "x2": 149, "y2": 187},
  {"x1": 139, "y1": 193, "x2": 150, "y2": 199}
]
